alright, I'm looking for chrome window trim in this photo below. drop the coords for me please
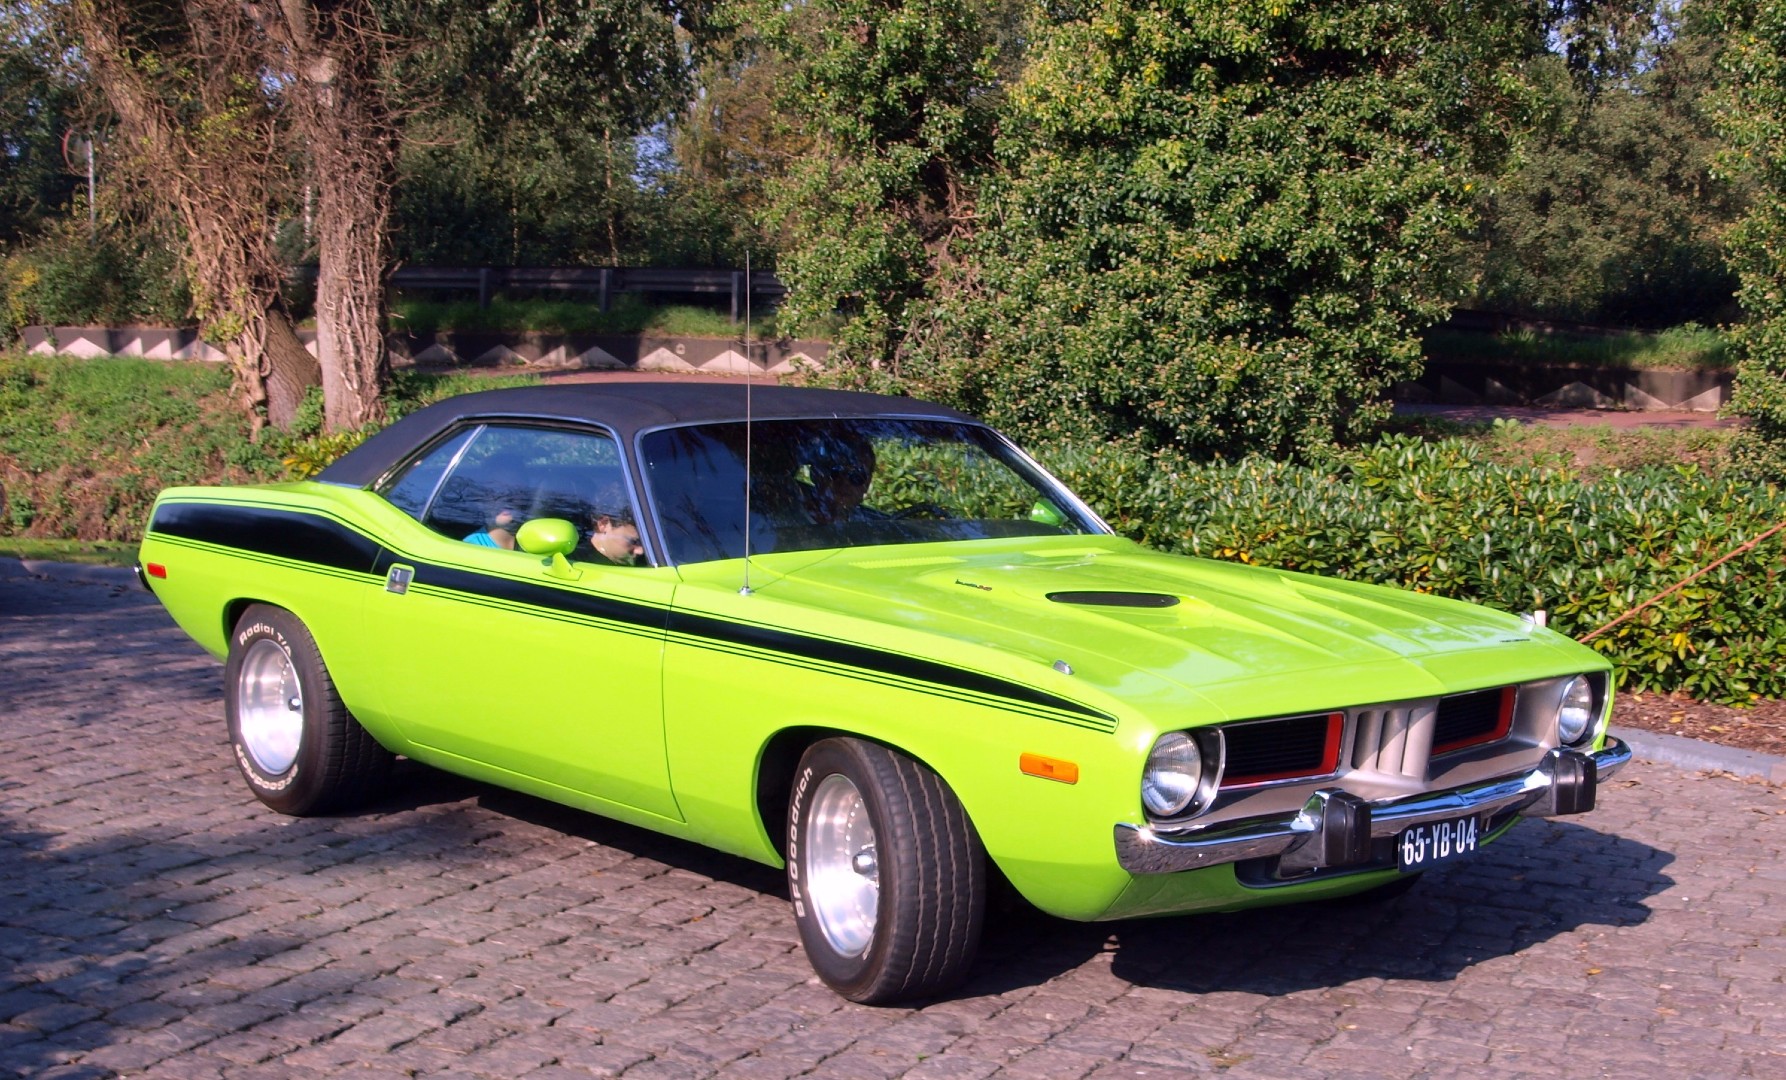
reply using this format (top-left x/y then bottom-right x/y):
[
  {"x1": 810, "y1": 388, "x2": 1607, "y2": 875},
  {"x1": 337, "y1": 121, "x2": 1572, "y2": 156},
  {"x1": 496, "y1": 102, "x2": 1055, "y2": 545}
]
[{"x1": 374, "y1": 415, "x2": 660, "y2": 568}]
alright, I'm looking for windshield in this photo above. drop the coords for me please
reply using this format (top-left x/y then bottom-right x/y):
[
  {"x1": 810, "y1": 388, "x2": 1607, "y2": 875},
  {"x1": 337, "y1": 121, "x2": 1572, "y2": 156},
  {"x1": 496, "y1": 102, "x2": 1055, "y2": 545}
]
[{"x1": 640, "y1": 418, "x2": 1101, "y2": 564}]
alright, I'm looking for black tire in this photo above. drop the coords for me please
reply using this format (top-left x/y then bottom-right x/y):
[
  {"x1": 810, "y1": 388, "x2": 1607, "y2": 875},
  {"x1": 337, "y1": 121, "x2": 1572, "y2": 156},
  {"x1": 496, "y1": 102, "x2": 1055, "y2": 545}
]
[
  {"x1": 787, "y1": 737, "x2": 986, "y2": 1004},
  {"x1": 223, "y1": 604, "x2": 392, "y2": 815}
]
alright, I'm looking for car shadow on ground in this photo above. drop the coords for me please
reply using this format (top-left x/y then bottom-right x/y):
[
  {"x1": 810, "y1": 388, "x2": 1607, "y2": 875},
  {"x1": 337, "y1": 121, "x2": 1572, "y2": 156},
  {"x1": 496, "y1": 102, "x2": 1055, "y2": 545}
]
[
  {"x1": 962, "y1": 818, "x2": 1673, "y2": 1000},
  {"x1": 370, "y1": 766, "x2": 1676, "y2": 1005},
  {"x1": 0, "y1": 778, "x2": 1676, "y2": 1078},
  {"x1": 472, "y1": 785, "x2": 792, "y2": 898},
  {"x1": 363, "y1": 763, "x2": 1676, "y2": 1003}
]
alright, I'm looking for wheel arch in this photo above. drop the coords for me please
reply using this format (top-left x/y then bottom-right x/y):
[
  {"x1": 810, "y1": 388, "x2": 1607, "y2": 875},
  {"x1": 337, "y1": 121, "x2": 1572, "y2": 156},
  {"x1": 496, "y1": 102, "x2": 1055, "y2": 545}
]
[
  {"x1": 220, "y1": 596, "x2": 399, "y2": 754},
  {"x1": 754, "y1": 726, "x2": 967, "y2": 864},
  {"x1": 223, "y1": 596, "x2": 270, "y2": 642}
]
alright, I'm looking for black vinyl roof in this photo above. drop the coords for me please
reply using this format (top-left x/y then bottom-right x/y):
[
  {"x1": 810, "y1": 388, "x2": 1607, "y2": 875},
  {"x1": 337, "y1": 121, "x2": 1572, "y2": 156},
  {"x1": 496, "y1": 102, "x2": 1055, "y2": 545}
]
[{"x1": 316, "y1": 381, "x2": 978, "y2": 487}]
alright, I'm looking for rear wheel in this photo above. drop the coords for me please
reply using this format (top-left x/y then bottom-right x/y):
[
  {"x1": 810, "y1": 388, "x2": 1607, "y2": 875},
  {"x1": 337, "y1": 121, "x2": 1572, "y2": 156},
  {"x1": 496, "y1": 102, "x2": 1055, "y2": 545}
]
[
  {"x1": 224, "y1": 605, "x2": 392, "y2": 815},
  {"x1": 788, "y1": 737, "x2": 985, "y2": 1003}
]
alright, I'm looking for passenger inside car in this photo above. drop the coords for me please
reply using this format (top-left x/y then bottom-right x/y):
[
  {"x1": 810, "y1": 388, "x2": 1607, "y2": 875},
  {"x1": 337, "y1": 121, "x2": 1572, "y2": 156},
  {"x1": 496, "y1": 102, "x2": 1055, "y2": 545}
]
[{"x1": 463, "y1": 508, "x2": 521, "y2": 549}]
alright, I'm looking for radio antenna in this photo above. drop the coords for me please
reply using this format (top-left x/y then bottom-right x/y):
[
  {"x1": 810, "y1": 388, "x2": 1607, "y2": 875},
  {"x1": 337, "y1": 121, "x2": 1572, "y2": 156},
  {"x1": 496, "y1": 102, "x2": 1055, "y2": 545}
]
[{"x1": 740, "y1": 251, "x2": 755, "y2": 597}]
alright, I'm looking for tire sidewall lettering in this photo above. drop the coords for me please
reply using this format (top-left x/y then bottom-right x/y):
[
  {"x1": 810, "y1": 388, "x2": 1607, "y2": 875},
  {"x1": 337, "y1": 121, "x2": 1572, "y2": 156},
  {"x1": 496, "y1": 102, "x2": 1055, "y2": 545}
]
[
  {"x1": 235, "y1": 622, "x2": 288, "y2": 654},
  {"x1": 788, "y1": 765, "x2": 813, "y2": 919},
  {"x1": 228, "y1": 612, "x2": 305, "y2": 792},
  {"x1": 235, "y1": 742, "x2": 298, "y2": 790}
]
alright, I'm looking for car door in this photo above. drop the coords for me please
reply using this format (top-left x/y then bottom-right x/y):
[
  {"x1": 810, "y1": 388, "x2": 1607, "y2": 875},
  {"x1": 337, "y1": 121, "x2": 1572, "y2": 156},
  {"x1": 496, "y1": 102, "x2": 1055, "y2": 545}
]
[{"x1": 359, "y1": 421, "x2": 680, "y2": 821}]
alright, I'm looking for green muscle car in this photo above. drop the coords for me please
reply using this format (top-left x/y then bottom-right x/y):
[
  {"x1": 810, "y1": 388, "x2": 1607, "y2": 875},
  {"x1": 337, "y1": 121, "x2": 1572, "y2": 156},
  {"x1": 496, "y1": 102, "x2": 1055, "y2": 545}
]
[{"x1": 137, "y1": 383, "x2": 1630, "y2": 1003}]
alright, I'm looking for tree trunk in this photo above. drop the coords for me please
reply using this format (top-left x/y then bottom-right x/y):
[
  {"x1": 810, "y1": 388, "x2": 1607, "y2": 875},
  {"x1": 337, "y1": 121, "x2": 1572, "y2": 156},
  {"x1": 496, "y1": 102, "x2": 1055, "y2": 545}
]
[
  {"x1": 68, "y1": 0, "x2": 319, "y2": 432},
  {"x1": 261, "y1": 0, "x2": 396, "y2": 432},
  {"x1": 263, "y1": 307, "x2": 319, "y2": 430},
  {"x1": 311, "y1": 111, "x2": 393, "y2": 431}
]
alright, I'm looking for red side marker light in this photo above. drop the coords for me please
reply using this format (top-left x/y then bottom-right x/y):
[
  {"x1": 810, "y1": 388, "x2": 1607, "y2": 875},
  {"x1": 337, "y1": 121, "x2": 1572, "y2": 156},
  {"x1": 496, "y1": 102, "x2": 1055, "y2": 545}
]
[{"x1": 146, "y1": 563, "x2": 167, "y2": 579}]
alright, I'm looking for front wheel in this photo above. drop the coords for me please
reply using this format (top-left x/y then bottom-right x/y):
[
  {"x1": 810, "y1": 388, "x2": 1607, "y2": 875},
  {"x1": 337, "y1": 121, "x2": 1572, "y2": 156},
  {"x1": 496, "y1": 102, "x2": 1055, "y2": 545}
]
[
  {"x1": 788, "y1": 738, "x2": 986, "y2": 1004},
  {"x1": 224, "y1": 605, "x2": 392, "y2": 815}
]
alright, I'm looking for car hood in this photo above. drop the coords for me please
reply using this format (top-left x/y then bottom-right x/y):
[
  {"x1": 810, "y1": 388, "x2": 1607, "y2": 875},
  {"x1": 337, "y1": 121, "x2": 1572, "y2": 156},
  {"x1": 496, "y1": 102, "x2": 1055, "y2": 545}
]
[{"x1": 701, "y1": 535, "x2": 1590, "y2": 725}]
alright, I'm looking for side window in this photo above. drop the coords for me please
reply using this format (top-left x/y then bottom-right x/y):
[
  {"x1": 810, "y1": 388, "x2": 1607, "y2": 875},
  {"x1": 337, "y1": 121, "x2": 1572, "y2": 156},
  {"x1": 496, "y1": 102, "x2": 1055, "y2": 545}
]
[
  {"x1": 388, "y1": 424, "x2": 642, "y2": 562},
  {"x1": 381, "y1": 427, "x2": 478, "y2": 521}
]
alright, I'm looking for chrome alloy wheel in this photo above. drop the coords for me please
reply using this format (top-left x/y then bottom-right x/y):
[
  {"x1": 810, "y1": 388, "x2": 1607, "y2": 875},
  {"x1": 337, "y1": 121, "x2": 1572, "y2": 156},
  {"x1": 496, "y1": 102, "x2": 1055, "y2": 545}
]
[
  {"x1": 806, "y1": 773, "x2": 880, "y2": 958},
  {"x1": 237, "y1": 638, "x2": 304, "y2": 775}
]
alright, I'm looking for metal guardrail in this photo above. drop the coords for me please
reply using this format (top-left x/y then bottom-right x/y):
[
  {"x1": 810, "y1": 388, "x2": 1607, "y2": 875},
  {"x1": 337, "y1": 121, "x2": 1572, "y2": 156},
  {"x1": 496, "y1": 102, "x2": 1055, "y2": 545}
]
[{"x1": 383, "y1": 266, "x2": 787, "y2": 322}]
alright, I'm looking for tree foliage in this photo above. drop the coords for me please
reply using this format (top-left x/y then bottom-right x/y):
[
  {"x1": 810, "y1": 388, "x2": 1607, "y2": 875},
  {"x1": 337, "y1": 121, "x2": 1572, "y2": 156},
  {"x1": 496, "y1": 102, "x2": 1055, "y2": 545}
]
[
  {"x1": 68, "y1": 0, "x2": 321, "y2": 430},
  {"x1": 733, "y1": 0, "x2": 1012, "y2": 357},
  {"x1": 1713, "y1": 0, "x2": 1786, "y2": 478},
  {"x1": 788, "y1": 0, "x2": 1542, "y2": 460},
  {"x1": 1470, "y1": 5, "x2": 1742, "y2": 327},
  {"x1": 389, "y1": 0, "x2": 717, "y2": 267},
  {"x1": 0, "y1": 4, "x2": 79, "y2": 247}
]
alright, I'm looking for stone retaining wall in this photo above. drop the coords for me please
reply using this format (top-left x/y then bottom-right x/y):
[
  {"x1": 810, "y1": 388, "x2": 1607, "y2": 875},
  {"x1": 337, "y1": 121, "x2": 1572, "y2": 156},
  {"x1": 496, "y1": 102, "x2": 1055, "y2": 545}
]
[
  {"x1": 1400, "y1": 359, "x2": 1731, "y2": 412},
  {"x1": 21, "y1": 325, "x2": 1725, "y2": 408},
  {"x1": 21, "y1": 326, "x2": 831, "y2": 378}
]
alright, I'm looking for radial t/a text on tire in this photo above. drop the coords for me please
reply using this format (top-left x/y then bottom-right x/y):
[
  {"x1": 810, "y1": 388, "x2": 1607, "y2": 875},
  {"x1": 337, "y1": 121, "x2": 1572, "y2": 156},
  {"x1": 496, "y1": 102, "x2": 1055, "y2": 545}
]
[
  {"x1": 787, "y1": 737, "x2": 986, "y2": 1004},
  {"x1": 223, "y1": 604, "x2": 392, "y2": 815}
]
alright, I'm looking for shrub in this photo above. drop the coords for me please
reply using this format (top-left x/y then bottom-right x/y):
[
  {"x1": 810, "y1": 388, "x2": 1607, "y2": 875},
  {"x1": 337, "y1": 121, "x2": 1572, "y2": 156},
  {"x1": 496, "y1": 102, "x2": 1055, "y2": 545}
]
[
  {"x1": 1, "y1": 221, "x2": 190, "y2": 340},
  {"x1": 1040, "y1": 435, "x2": 1786, "y2": 704},
  {"x1": 1711, "y1": 0, "x2": 1786, "y2": 480}
]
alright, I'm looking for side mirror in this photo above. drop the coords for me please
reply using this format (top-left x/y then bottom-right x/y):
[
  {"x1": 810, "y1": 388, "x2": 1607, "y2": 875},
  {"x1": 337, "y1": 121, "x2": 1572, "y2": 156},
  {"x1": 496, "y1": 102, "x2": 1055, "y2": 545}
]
[
  {"x1": 1028, "y1": 500, "x2": 1067, "y2": 528},
  {"x1": 515, "y1": 517, "x2": 578, "y2": 556}
]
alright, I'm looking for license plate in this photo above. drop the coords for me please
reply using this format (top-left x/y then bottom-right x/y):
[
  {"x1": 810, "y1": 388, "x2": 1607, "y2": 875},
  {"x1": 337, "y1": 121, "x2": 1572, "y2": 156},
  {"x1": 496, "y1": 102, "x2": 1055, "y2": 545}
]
[{"x1": 1396, "y1": 815, "x2": 1480, "y2": 871}]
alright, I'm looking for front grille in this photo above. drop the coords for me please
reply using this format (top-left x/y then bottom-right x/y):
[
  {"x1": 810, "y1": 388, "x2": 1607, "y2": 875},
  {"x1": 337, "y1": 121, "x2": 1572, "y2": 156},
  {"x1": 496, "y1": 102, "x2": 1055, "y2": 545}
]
[
  {"x1": 1217, "y1": 686, "x2": 1517, "y2": 791},
  {"x1": 1433, "y1": 687, "x2": 1515, "y2": 754},
  {"x1": 1221, "y1": 712, "x2": 1342, "y2": 788},
  {"x1": 1351, "y1": 705, "x2": 1436, "y2": 778}
]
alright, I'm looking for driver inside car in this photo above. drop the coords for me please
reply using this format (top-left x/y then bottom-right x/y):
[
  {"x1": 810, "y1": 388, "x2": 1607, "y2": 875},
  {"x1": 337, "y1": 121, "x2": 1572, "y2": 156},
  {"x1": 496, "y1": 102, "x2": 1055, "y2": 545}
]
[
  {"x1": 587, "y1": 511, "x2": 646, "y2": 565},
  {"x1": 798, "y1": 430, "x2": 882, "y2": 526}
]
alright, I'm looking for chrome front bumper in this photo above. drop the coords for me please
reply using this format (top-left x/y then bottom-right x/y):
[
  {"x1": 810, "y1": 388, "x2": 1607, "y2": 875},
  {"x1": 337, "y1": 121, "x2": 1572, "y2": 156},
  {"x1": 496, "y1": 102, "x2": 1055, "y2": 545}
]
[{"x1": 1114, "y1": 738, "x2": 1631, "y2": 876}]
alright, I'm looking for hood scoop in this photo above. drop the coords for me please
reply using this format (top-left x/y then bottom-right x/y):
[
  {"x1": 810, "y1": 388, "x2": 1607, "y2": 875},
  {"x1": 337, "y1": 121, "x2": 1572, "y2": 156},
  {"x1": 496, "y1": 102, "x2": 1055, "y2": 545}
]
[{"x1": 1046, "y1": 591, "x2": 1180, "y2": 608}]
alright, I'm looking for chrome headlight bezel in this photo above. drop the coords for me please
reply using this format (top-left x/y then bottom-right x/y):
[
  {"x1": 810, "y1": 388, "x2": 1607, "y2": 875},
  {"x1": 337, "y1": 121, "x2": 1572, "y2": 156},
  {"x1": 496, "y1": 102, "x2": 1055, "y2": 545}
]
[{"x1": 1557, "y1": 674, "x2": 1597, "y2": 746}]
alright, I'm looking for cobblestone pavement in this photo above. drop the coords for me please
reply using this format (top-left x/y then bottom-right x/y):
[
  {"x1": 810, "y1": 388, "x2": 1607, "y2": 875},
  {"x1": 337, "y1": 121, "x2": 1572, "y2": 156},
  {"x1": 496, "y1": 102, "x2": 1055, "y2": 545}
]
[{"x1": 3, "y1": 575, "x2": 1783, "y2": 1080}]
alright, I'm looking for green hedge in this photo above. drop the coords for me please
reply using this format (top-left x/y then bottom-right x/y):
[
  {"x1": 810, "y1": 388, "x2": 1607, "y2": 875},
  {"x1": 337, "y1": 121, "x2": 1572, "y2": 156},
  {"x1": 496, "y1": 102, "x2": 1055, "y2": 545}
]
[{"x1": 1040, "y1": 436, "x2": 1786, "y2": 705}]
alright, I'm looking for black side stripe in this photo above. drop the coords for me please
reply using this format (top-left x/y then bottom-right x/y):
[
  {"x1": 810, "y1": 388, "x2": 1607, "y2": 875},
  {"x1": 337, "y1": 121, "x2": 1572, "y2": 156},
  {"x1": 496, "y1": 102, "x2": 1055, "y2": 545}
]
[
  {"x1": 152, "y1": 502, "x2": 382, "y2": 573},
  {"x1": 409, "y1": 562, "x2": 671, "y2": 634},
  {"x1": 664, "y1": 609, "x2": 1107, "y2": 722},
  {"x1": 151, "y1": 500, "x2": 1114, "y2": 728}
]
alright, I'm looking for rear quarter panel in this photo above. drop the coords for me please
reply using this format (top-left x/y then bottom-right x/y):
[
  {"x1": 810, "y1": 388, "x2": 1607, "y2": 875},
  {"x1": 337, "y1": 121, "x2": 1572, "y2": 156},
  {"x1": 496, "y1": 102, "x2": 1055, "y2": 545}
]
[{"x1": 138, "y1": 485, "x2": 402, "y2": 749}]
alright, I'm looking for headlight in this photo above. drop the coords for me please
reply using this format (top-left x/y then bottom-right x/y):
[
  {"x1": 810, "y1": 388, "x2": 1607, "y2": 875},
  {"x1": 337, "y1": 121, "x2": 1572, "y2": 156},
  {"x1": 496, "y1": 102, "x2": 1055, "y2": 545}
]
[
  {"x1": 1558, "y1": 675, "x2": 1595, "y2": 745},
  {"x1": 1142, "y1": 732, "x2": 1204, "y2": 817}
]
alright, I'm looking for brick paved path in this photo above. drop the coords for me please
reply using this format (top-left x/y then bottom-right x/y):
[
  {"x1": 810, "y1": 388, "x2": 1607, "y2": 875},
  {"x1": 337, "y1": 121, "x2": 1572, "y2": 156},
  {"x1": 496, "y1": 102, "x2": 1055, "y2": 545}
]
[{"x1": 2, "y1": 574, "x2": 1783, "y2": 1080}]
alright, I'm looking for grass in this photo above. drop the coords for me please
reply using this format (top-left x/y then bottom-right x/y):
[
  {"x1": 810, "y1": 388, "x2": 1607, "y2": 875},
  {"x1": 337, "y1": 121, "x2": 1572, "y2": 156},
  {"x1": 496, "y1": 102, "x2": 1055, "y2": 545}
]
[
  {"x1": 0, "y1": 353, "x2": 541, "y2": 543},
  {"x1": 1383, "y1": 413, "x2": 1737, "y2": 478},
  {"x1": 1, "y1": 348, "x2": 1743, "y2": 549},
  {"x1": 389, "y1": 294, "x2": 786, "y2": 339},
  {"x1": 1479, "y1": 418, "x2": 1736, "y2": 475},
  {"x1": 1424, "y1": 323, "x2": 1732, "y2": 371},
  {"x1": 0, "y1": 354, "x2": 281, "y2": 542},
  {"x1": 0, "y1": 538, "x2": 138, "y2": 567}
]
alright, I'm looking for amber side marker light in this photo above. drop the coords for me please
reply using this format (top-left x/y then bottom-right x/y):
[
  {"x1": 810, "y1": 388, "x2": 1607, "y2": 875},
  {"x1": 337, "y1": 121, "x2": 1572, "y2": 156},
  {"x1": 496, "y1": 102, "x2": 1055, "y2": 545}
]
[{"x1": 1020, "y1": 753, "x2": 1079, "y2": 784}]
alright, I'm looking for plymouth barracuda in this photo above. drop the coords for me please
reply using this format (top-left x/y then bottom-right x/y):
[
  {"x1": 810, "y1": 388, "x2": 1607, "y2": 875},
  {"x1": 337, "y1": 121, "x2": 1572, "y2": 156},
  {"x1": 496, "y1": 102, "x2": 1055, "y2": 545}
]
[{"x1": 137, "y1": 383, "x2": 1630, "y2": 1003}]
